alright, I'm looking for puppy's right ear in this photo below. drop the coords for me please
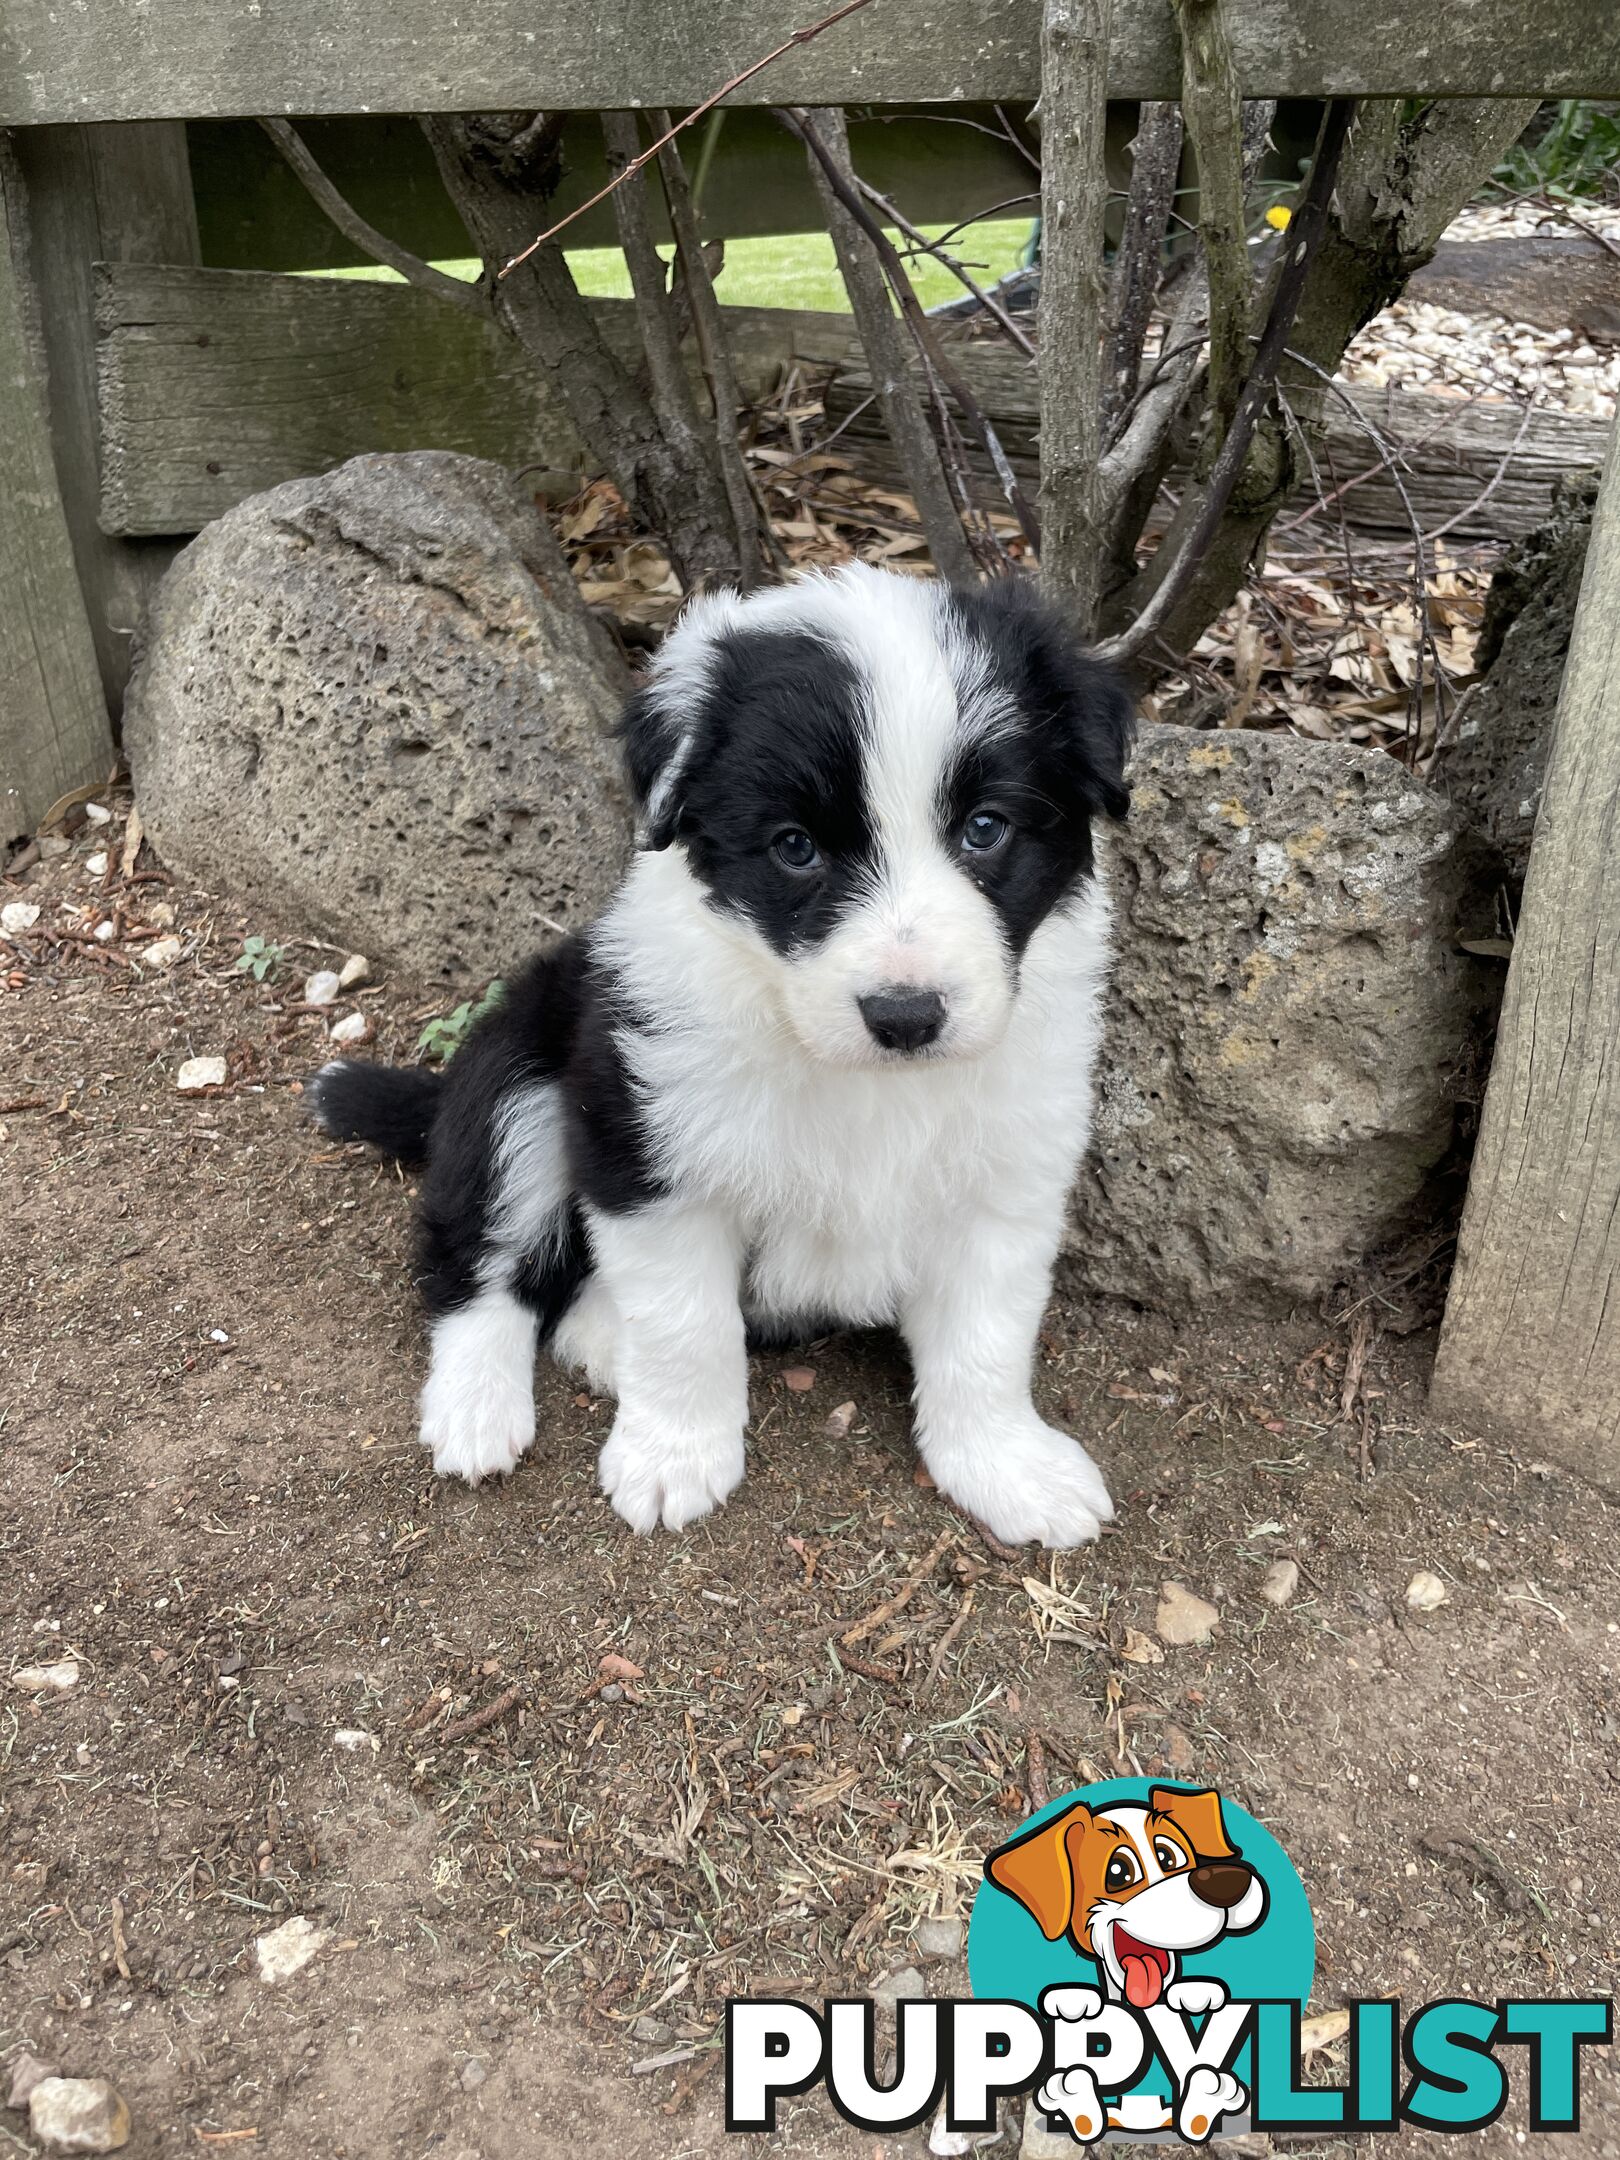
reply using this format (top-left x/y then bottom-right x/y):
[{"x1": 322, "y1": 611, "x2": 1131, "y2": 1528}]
[{"x1": 617, "y1": 685, "x2": 689, "y2": 851}]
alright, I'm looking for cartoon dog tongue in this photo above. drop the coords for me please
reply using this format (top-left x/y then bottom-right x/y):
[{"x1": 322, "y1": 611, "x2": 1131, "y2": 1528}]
[{"x1": 1121, "y1": 1953, "x2": 1162, "y2": 2008}]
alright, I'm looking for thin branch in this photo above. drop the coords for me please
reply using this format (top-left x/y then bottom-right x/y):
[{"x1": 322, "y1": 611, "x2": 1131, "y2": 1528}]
[
  {"x1": 1095, "y1": 100, "x2": 1356, "y2": 667},
  {"x1": 851, "y1": 174, "x2": 1037, "y2": 359},
  {"x1": 786, "y1": 105, "x2": 1040, "y2": 555},
  {"x1": 1035, "y1": 0, "x2": 1115, "y2": 626},
  {"x1": 793, "y1": 107, "x2": 976, "y2": 584},
  {"x1": 1173, "y1": 0, "x2": 1250, "y2": 455},
  {"x1": 498, "y1": 0, "x2": 877, "y2": 276},
  {"x1": 258, "y1": 117, "x2": 486, "y2": 315},
  {"x1": 651, "y1": 109, "x2": 768, "y2": 584},
  {"x1": 1102, "y1": 102, "x2": 1184, "y2": 432}
]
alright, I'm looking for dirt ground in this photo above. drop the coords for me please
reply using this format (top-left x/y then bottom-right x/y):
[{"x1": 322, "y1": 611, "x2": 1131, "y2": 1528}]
[{"x1": 2, "y1": 802, "x2": 1617, "y2": 2160}]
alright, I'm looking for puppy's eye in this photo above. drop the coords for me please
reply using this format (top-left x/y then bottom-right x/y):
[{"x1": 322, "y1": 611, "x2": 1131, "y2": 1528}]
[
  {"x1": 1104, "y1": 1849, "x2": 1141, "y2": 1892},
  {"x1": 961, "y1": 808, "x2": 1010, "y2": 854},
  {"x1": 1153, "y1": 1839, "x2": 1187, "y2": 1874},
  {"x1": 772, "y1": 828, "x2": 820, "y2": 871}
]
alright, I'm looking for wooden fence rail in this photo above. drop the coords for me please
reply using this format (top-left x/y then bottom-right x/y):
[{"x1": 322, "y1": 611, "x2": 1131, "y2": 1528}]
[
  {"x1": 96, "y1": 264, "x2": 1611, "y2": 545},
  {"x1": 3, "y1": 0, "x2": 1620, "y2": 124}
]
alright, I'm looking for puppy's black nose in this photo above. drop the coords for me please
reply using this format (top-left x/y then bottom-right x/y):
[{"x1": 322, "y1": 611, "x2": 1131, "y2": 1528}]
[
  {"x1": 859, "y1": 985, "x2": 946, "y2": 1053},
  {"x1": 1189, "y1": 1862, "x2": 1253, "y2": 1910}
]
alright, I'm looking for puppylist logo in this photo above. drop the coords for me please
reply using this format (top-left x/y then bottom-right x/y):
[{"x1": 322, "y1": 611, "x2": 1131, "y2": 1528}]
[{"x1": 726, "y1": 1780, "x2": 1612, "y2": 2142}]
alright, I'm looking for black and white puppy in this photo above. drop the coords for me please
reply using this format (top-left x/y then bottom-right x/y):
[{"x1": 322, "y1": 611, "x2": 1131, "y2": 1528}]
[{"x1": 310, "y1": 563, "x2": 1132, "y2": 1548}]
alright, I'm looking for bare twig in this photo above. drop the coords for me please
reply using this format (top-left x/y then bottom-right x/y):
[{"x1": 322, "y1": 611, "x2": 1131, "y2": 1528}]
[
  {"x1": 651, "y1": 111, "x2": 769, "y2": 584},
  {"x1": 439, "y1": 1684, "x2": 525, "y2": 1744},
  {"x1": 1102, "y1": 102, "x2": 1185, "y2": 432},
  {"x1": 1173, "y1": 0, "x2": 1250, "y2": 454},
  {"x1": 841, "y1": 1526, "x2": 956, "y2": 1646},
  {"x1": 1037, "y1": 0, "x2": 1115, "y2": 624},
  {"x1": 794, "y1": 107, "x2": 976, "y2": 584},
  {"x1": 258, "y1": 119, "x2": 487, "y2": 314},
  {"x1": 1095, "y1": 100, "x2": 1357, "y2": 667},
  {"x1": 788, "y1": 106, "x2": 1038, "y2": 555},
  {"x1": 853, "y1": 174, "x2": 1037, "y2": 359},
  {"x1": 499, "y1": 0, "x2": 877, "y2": 275}
]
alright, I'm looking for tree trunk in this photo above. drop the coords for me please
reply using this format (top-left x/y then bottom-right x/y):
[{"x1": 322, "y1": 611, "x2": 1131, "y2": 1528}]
[
  {"x1": 1429, "y1": 415, "x2": 1620, "y2": 1482},
  {"x1": 419, "y1": 112, "x2": 743, "y2": 589}
]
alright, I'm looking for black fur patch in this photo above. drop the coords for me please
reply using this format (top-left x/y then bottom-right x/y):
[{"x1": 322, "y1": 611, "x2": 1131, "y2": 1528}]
[{"x1": 937, "y1": 580, "x2": 1135, "y2": 956}]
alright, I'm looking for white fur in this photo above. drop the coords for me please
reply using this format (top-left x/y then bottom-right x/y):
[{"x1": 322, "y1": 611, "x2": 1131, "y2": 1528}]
[
  {"x1": 585, "y1": 844, "x2": 1113, "y2": 1544},
  {"x1": 418, "y1": 1082, "x2": 568, "y2": 1480},
  {"x1": 419, "y1": 1289, "x2": 538, "y2": 1482}
]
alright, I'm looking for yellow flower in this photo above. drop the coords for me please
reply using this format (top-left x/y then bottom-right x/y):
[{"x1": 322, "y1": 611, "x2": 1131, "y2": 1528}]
[{"x1": 1265, "y1": 204, "x2": 1292, "y2": 231}]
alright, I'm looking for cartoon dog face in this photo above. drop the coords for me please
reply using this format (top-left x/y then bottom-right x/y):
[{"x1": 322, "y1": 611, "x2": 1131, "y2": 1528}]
[{"x1": 986, "y1": 1786, "x2": 1267, "y2": 2009}]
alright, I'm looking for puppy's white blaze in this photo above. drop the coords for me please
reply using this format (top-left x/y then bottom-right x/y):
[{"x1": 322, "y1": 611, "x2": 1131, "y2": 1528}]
[
  {"x1": 419, "y1": 1288, "x2": 538, "y2": 1483},
  {"x1": 482, "y1": 1080, "x2": 570, "y2": 1281}
]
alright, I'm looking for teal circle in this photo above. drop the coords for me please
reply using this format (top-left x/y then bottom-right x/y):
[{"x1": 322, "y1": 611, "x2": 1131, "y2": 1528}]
[{"x1": 968, "y1": 1778, "x2": 1315, "y2": 2013}]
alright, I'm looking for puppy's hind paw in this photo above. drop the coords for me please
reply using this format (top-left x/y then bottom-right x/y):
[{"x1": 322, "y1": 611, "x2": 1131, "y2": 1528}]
[{"x1": 1177, "y1": 2066, "x2": 1246, "y2": 2145}]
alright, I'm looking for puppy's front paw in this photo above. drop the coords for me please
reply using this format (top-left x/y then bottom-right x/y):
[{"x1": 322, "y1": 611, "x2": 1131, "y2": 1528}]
[
  {"x1": 420, "y1": 1367, "x2": 535, "y2": 1484},
  {"x1": 922, "y1": 1418, "x2": 1114, "y2": 1550},
  {"x1": 1166, "y1": 1978, "x2": 1228, "y2": 2017},
  {"x1": 599, "y1": 1418, "x2": 745, "y2": 1533},
  {"x1": 1040, "y1": 1985, "x2": 1104, "y2": 2024}
]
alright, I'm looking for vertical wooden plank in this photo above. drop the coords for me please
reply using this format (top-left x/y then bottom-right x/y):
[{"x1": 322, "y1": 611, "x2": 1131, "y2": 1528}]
[
  {"x1": 1430, "y1": 415, "x2": 1620, "y2": 1482},
  {"x1": 0, "y1": 149, "x2": 108, "y2": 843},
  {"x1": 8, "y1": 121, "x2": 200, "y2": 709}
]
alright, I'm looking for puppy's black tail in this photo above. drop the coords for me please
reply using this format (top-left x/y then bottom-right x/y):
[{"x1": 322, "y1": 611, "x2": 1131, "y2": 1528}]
[{"x1": 306, "y1": 1058, "x2": 441, "y2": 1165}]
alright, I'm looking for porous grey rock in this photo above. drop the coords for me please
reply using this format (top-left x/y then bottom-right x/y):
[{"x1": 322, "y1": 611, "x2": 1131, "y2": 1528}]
[
  {"x1": 1070, "y1": 724, "x2": 1497, "y2": 1312},
  {"x1": 1436, "y1": 472, "x2": 1597, "y2": 887},
  {"x1": 126, "y1": 452, "x2": 631, "y2": 984}
]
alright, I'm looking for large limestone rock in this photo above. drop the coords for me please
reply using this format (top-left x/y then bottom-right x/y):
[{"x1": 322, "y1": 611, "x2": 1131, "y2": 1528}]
[
  {"x1": 1070, "y1": 725, "x2": 1498, "y2": 1312},
  {"x1": 125, "y1": 452, "x2": 630, "y2": 982}
]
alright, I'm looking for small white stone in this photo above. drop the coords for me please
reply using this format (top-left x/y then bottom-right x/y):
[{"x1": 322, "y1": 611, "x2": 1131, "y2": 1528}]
[
  {"x1": 93, "y1": 921, "x2": 116, "y2": 944},
  {"x1": 337, "y1": 953, "x2": 371, "y2": 990},
  {"x1": 28, "y1": 2076, "x2": 130, "y2": 2153},
  {"x1": 141, "y1": 937, "x2": 183, "y2": 971},
  {"x1": 914, "y1": 1915, "x2": 965, "y2": 1961},
  {"x1": 255, "y1": 1915, "x2": 330, "y2": 1984},
  {"x1": 327, "y1": 1011, "x2": 370, "y2": 1046},
  {"x1": 303, "y1": 969, "x2": 341, "y2": 1006},
  {"x1": 83, "y1": 802, "x2": 112, "y2": 825},
  {"x1": 84, "y1": 852, "x2": 108, "y2": 878},
  {"x1": 874, "y1": 1966, "x2": 927, "y2": 2006},
  {"x1": 176, "y1": 1056, "x2": 227, "y2": 1092},
  {"x1": 1406, "y1": 1570, "x2": 1450, "y2": 1612},
  {"x1": 1, "y1": 901, "x2": 40, "y2": 935},
  {"x1": 1259, "y1": 1557, "x2": 1300, "y2": 1607},
  {"x1": 148, "y1": 900, "x2": 176, "y2": 928},
  {"x1": 11, "y1": 1660, "x2": 79, "y2": 1694},
  {"x1": 332, "y1": 1729, "x2": 378, "y2": 1753}
]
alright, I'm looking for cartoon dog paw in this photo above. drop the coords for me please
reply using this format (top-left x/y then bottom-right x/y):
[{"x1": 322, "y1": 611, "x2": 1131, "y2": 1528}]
[
  {"x1": 1034, "y1": 2066, "x2": 1107, "y2": 2145},
  {"x1": 1038, "y1": 1984, "x2": 1104, "y2": 2024},
  {"x1": 1176, "y1": 2064, "x2": 1247, "y2": 2145},
  {"x1": 1165, "y1": 1977, "x2": 1229, "y2": 2017}
]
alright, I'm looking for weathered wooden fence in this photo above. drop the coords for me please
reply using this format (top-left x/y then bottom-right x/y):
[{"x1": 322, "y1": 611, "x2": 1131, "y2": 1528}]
[{"x1": 2, "y1": 1, "x2": 1619, "y2": 1469}]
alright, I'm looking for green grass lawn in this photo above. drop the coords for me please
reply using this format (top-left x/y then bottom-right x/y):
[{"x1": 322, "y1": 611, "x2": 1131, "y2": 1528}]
[{"x1": 312, "y1": 218, "x2": 1033, "y2": 314}]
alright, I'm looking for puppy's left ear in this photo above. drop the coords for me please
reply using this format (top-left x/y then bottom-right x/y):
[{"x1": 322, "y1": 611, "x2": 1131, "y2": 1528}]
[
  {"x1": 616, "y1": 684, "x2": 689, "y2": 851},
  {"x1": 1148, "y1": 1785, "x2": 1237, "y2": 1863},
  {"x1": 971, "y1": 579, "x2": 1135, "y2": 821}
]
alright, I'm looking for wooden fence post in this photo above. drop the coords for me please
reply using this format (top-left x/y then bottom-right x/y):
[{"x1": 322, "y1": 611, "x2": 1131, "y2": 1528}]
[
  {"x1": 8, "y1": 122, "x2": 200, "y2": 710},
  {"x1": 1430, "y1": 414, "x2": 1620, "y2": 1482},
  {"x1": 0, "y1": 144, "x2": 107, "y2": 843}
]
